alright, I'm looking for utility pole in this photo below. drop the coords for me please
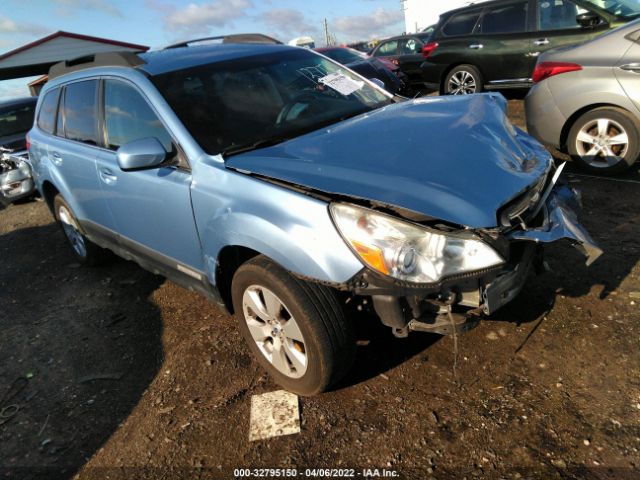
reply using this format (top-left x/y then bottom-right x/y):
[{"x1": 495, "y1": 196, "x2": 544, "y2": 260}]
[{"x1": 324, "y1": 18, "x2": 331, "y2": 47}]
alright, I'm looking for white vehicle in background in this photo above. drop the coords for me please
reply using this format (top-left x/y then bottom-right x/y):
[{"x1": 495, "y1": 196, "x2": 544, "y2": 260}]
[{"x1": 288, "y1": 36, "x2": 315, "y2": 49}]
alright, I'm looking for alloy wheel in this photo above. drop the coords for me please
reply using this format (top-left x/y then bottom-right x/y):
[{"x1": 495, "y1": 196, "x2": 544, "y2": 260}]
[
  {"x1": 242, "y1": 285, "x2": 308, "y2": 379},
  {"x1": 58, "y1": 205, "x2": 87, "y2": 258},
  {"x1": 448, "y1": 71, "x2": 477, "y2": 95},
  {"x1": 575, "y1": 118, "x2": 629, "y2": 169}
]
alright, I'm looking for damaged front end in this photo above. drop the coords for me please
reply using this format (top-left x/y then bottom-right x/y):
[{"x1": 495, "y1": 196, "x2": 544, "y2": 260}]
[
  {"x1": 338, "y1": 174, "x2": 602, "y2": 338},
  {"x1": 0, "y1": 149, "x2": 34, "y2": 207}
]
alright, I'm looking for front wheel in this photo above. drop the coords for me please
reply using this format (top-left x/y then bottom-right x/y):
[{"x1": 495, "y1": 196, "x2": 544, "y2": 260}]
[
  {"x1": 443, "y1": 65, "x2": 483, "y2": 95},
  {"x1": 567, "y1": 107, "x2": 640, "y2": 175},
  {"x1": 231, "y1": 256, "x2": 356, "y2": 396}
]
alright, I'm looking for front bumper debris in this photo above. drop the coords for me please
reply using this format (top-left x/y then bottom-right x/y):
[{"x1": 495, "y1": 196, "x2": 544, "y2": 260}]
[
  {"x1": 367, "y1": 184, "x2": 601, "y2": 337},
  {"x1": 507, "y1": 185, "x2": 603, "y2": 266},
  {"x1": 0, "y1": 150, "x2": 34, "y2": 206}
]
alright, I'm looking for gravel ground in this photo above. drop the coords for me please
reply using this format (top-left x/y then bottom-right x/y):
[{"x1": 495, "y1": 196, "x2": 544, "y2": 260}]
[{"x1": 1, "y1": 101, "x2": 639, "y2": 480}]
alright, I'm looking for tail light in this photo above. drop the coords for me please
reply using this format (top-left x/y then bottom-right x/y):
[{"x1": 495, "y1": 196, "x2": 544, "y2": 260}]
[
  {"x1": 533, "y1": 62, "x2": 582, "y2": 83},
  {"x1": 25, "y1": 133, "x2": 31, "y2": 151},
  {"x1": 422, "y1": 42, "x2": 439, "y2": 59}
]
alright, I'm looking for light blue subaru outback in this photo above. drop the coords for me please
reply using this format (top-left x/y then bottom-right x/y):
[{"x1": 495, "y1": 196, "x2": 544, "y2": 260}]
[{"x1": 28, "y1": 43, "x2": 601, "y2": 395}]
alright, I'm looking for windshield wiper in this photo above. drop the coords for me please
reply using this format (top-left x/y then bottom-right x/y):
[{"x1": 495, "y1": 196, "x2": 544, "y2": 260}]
[{"x1": 222, "y1": 136, "x2": 294, "y2": 158}]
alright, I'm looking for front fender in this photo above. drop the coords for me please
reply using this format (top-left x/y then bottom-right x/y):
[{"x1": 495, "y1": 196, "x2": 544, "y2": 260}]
[{"x1": 191, "y1": 162, "x2": 364, "y2": 286}]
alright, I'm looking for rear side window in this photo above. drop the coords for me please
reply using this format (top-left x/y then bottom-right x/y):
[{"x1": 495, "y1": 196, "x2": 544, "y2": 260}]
[
  {"x1": 62, "y1": 80, "x2": 98, "y2": 145},
  {"x1": 103, "y1": 79, "x2": 173, "y2": 152},
  {"x1": 398, "y1": 38, "x2": 423, "y2": 54},
  {"x1": 375, "y1": 40, "x2": 398, "y2": 56},
  {"x1": 442, "y1": 11, "x2": 481, "y2": 36},
  {"x1": 37, "y1": 90, "x2": 58, "y2": 134},
  {"x1": 0, "y1": 101, "x2": 36, "y2": 138},
  {"x1": 481, "y1": 1, "x2": 529, "y2": 34}
]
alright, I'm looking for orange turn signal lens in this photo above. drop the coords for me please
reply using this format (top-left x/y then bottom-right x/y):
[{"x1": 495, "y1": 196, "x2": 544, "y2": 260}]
[{"x1": 351, "y1": 240, "x2": 389, "y2": 275}]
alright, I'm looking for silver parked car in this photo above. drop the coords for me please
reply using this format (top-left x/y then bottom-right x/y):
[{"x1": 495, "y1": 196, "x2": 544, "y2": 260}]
[{"x1": 526, "y1": 19, "x2": 640, "y2": 175}]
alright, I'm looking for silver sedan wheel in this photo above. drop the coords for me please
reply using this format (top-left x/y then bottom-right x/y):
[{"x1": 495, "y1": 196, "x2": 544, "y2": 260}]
[
  {"x1": 58, "y1": 205, "x2": 87, "y2": 258},
  {"x1": 575, "y1": 118, "x2": 629, "y2": 169},
  {"x1": 242, "y1": 285, "x2": 308, "y2": 379},
  {"x1": 448, "y1": 71, "x2": 477, "y2": 95}
]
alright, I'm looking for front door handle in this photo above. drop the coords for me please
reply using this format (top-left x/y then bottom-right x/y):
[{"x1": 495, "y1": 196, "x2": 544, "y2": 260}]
[
  {"x1": 469, "y1": 44, "x2": 483, "y2": 49},
  {"x1": 620, "y1": 63, "x2": 640, "y2": 73},
  {"x1": 51, "y1": 152, "x2": 62, "y2": 166},
  {"x1": 534, "y1": 38, "x2": 550, "y2": 46},
  {"x1": 99, "y1": 168, "x2": 118, "y2": 184}
]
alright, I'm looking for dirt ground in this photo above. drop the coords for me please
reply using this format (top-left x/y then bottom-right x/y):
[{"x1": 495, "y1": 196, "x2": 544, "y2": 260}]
[{"x1": 1, "y1": 101, "x2": 639, "y2": 480}]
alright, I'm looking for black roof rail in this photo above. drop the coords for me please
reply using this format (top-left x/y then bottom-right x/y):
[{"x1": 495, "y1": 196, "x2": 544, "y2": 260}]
[
  {"x1": 48, "y1": 51, "x2": 146, "y2": 79},
  {"x1": 164, "y1": 33, "x2": 283, "y2": 49}
]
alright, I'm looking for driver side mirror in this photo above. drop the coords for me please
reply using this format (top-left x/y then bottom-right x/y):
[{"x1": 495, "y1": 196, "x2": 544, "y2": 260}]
[
  {"x1": 576, "y1": 11, "x2": 601, "y2": 28},
  {"x1": 116, "y1": 137, "x2": 167, "y2": 171}
]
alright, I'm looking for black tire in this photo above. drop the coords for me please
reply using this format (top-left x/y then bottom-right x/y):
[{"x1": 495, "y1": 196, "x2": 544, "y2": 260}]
[
  {"x1": 53, "y1": 195, "x2": 107, "y2": 266},
  {"x1": 443, "y1": 64, "x2": 483, "y2": 95},
  {"x1": 231, "y1": 255, "x2": 356, "y2": 396},
  {"x1": 567, "y1": 107, "x2": 640, "y2": 175}
]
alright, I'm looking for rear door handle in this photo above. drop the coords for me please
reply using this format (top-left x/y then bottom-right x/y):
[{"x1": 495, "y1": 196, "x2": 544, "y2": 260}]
[
  {"x1": 51, "y1": 152, "x2": 62, "y2": 166},
  {"x1": 534, "y1": 38, "x2": 550, "y2": 46},
  {"x1": 620, "y1": 63, "x2": 640, "y2": 72},
  {"x1": 99, "y1": 168, "x2": 118, "y2": 184},
  {"x1": 469, "y1": 44, "x2": 483, "y2": 49}
]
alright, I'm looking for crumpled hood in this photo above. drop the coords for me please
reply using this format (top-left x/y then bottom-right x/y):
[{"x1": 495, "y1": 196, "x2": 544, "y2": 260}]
[{"x1": 226, "y1": 93, "x2": 552, "y2": 228}]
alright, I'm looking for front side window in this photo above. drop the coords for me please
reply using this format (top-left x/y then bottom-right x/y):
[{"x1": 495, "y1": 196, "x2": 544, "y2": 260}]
[
  {"x1": 375, "y1": 40, "x2": 398, "y2": 56},
  {"x1": 481, "y1": 1, "x2": 529, "y2": 34},
  {"x1": 62, "y1": 80, "x2": 98, "y2": 145},
  {"x1": 580, "y1": 0, "x2": 640, "y2": 18},
  {"x1": 442, "y1": 11, "x2": 482, "y2": 36},
  {"x1": 36, "y1": 90, "x2": 58, "y2": 134},
  {"x1": 539, "y1": 0, "x2": 588, "y2": 30},
  {"x1": 151, "y1": 49, "x2": 391, "y2": 156},
  {"x1": 103, "y1": 79, "x2": 173, "y2": 152}
]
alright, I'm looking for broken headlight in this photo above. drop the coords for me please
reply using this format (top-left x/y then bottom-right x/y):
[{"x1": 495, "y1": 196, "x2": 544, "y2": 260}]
[{"x1": 330, "y1": 203, "x2": 505, "y2": 284}]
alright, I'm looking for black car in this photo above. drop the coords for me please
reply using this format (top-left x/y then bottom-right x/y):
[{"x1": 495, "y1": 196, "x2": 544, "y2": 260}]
[
  {"x1": 421, "y1": 0, "x2": 640, "y2": 95},
  {"x1": 315, "y1": 46, "x2": 408, "y2": 95},
  {"x1": 0, "y1": 96, "x2": 37, "y2": 150},
  {"x1": 370, "y1": 32, "x2": 434, "y2": 93}
]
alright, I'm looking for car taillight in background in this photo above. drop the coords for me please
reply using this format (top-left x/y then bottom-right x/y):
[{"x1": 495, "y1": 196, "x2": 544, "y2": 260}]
[
  {"x1": 533, "y1": 62, "x2": 582, "y2": 83},
  {"x1": 26, "y1": 133, "x2": 30, "y2": 151},
  {"x1": 422, "y1": 42, "x2": 439, "y2": 59}
]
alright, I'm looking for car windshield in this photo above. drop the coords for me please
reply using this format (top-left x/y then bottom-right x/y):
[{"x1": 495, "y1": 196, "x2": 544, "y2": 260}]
[
  {"x1": 581, "y1": 0, "x2": 640, "y2": 17},
  {"x1": 151, "y1": 48, "x2": 391, "y2": 156},
  {"x1": 320, "y1": 48, "x2": 368, "y2": 64},
  {"x1": 0, "y1": 102, "x2": 35, "y2": 138}
]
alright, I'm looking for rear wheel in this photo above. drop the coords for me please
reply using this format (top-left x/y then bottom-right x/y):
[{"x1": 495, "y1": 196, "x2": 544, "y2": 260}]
[
  {"x1": 443, "y1": 65, "x2": 483, "y2": 95},
  {"x1": 53, "y1": 195, "x2": 107, "y2": 266},
  {"x1": 567, "y1": 107, "x2": 640, "y2": 175},
  {"x1": 231, "y1": 256, "x2": 355, "y2": 396}
]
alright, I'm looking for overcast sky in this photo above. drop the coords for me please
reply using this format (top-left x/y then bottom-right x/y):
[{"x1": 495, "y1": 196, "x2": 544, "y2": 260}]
[{"x1": 0, "y1": 0, "x2": 406, "y2": 99}]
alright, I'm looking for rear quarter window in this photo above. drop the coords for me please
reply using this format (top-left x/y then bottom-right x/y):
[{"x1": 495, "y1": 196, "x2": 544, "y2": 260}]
[
  {"x1": 442, "y1": 11, "x2": 482, "y2": 36},
  {"x1": 37, "y1": 89, "x2": 59, "y2": 134}
]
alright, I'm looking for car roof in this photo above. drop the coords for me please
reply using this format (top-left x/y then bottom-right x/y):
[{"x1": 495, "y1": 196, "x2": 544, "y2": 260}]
[
  {"x1": 377, "y1": 32, "x2": 433, "y2": 43},
  {"x1": 440, "y1": 0, "x2": 502, "y2": 18},
  {"x1": 0, "y1": 96, "x2": 37, "y2": 109},
  {"x1": 139, "y1": 43, "x2": 297, "y2": 76}
]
